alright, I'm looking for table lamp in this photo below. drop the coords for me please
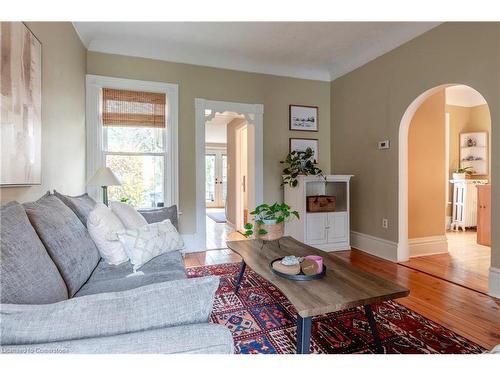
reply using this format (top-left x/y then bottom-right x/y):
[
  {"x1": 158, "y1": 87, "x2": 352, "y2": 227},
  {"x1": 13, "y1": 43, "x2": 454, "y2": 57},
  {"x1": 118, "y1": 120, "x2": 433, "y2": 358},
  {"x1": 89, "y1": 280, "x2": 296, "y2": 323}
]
[{"x1": 87, "y1": 167, "x2": 121, "y2": 206}]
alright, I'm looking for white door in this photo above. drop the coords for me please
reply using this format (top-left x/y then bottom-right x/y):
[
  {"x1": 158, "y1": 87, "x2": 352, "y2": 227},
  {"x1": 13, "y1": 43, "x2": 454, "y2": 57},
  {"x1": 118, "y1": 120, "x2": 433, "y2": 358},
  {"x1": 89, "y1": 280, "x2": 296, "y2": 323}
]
[
  {"x1": 205, "y1": 149, "x2": 227, "y2": 208},
  {"x1": 326, "y1": 212, "x2": 348, "y2": 243},
  {"x1": 306, "y1": 213, "x2": 328, "y2": 245}
]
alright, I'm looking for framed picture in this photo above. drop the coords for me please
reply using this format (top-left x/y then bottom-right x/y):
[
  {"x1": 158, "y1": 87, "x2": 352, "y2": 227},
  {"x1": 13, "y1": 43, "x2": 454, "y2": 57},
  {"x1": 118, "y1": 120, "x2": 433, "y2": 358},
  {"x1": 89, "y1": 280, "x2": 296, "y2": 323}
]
[
  {"x1": 289, "y1": 138, "x2": 319, "y2": 163},
  {"x1": 289, "y1": 105, "x2": 318, "y2": 132},
  {"x1": 1, "y1": 22, "x2": 42, "y2": 185}
]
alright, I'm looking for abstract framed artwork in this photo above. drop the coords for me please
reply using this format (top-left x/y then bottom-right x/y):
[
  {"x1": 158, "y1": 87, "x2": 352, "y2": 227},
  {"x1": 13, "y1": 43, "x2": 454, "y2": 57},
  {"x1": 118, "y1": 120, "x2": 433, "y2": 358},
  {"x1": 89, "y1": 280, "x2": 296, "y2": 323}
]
[
  {"x1": 289, "y1": 104, "x2": 318, "y2": 132},
  {"x1": 289, "y1": 138, "x2": 319, "y2": 163},
  {"x1": 1, "y1": 22, "x2": 42, "y2": 186}
]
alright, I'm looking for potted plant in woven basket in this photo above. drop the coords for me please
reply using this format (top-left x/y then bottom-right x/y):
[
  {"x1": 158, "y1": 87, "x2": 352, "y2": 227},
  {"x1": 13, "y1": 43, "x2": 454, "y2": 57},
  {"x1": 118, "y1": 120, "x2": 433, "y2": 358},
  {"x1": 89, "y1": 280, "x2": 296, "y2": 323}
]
[{"x1": 243, "y1": 203, "x2": 299, "y2": 241}]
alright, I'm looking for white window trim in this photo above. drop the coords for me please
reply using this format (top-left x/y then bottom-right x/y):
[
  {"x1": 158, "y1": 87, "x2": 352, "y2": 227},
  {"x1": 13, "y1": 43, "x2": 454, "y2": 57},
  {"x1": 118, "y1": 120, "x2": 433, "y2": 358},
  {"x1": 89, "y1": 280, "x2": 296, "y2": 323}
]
[{"x1": 85, "y1": 74, "x2": 179, "y2": 208}]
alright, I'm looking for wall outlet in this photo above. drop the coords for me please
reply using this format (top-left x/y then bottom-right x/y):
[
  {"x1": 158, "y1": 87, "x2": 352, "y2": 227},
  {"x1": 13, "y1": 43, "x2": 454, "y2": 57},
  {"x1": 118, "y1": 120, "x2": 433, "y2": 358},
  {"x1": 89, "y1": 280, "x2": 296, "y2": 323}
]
[{"x1": 382, "y1": 218, "x2": 389, "y2": 229}]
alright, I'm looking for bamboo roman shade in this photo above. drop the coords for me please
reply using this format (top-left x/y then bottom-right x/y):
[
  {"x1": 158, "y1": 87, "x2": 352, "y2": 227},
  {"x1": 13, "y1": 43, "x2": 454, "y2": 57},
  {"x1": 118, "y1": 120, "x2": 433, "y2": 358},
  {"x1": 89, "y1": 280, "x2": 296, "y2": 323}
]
[{"x1": 102, "y1": 88, "x2": 166, "y2": 128}]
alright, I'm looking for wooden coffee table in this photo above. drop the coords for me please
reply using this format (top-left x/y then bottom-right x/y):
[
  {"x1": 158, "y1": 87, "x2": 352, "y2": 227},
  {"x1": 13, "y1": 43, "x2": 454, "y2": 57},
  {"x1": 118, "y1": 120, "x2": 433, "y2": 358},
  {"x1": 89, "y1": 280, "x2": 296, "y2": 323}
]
[{"x1": 226, "y1": 236, "x2": 409, "y2": 354}]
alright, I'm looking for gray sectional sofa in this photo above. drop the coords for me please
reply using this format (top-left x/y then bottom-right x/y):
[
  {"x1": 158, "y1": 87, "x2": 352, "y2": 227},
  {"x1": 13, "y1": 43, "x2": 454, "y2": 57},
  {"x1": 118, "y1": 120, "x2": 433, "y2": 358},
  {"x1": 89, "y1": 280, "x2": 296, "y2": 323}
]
[{"x1": 0, "y1": 192, "x2": 233, "y2": 354}]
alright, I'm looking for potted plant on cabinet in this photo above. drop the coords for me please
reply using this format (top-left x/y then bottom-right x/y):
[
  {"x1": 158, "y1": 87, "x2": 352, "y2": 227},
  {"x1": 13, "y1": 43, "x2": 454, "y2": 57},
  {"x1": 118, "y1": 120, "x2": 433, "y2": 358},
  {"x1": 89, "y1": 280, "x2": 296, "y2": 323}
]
[
  {"x1": 453, "y1": 166, "x2": 474, "y2": 180},
  {"x1": 280, "y1": 147, "x2": 323, "y2": 187},
  {"x1": 243, "y1": 203, "x2": 300, "y2": 241}
]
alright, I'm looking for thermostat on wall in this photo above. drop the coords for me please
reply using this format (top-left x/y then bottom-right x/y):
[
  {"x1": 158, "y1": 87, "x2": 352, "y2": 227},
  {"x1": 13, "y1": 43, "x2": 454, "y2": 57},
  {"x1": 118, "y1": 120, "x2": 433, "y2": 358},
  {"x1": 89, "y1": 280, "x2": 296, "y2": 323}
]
[{"x1": 378, "y1": 140, "x2": 390, "y2": 150}]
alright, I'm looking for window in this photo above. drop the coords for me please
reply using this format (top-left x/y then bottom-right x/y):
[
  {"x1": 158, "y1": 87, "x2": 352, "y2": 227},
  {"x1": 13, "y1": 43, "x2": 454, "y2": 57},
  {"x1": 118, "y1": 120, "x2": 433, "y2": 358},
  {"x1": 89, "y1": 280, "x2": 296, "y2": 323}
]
[
  {"x1": 86, "y1": 76, "x2": 178, "y2": 210},
  {"x1": 102, "y1": 89, "x2": 167, "y2": 208}
]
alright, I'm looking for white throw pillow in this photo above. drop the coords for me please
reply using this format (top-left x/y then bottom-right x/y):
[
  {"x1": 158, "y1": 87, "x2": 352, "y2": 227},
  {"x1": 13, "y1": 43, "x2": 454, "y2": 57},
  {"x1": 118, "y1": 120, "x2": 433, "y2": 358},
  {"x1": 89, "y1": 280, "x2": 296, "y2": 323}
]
[
  {"x1": 109, "y1": 201, "x2": 148, "y2": 230},
  {"x1": 116, "y1": 220, "x2": 184, "y2": 272},
  {"x1": 87, "y1": 203, "x2": 129, "y2": 265}
]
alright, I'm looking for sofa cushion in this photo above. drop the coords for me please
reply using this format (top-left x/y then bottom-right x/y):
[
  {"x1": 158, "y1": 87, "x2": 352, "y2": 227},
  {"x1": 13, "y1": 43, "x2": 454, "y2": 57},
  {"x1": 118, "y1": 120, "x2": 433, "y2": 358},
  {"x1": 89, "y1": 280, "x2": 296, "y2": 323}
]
[
  {"x1": 74, "y1": 251, "x2": 186, "y2": 297},
  {"x1": 109, "y1": 201, "x2": 147, "y2": 229},
  {"x1": 1, "y1": 276, "x2": 219, "y2": 345},
  {"x1": 139, "y1": 205, "x2": 178, "y2": 229},
  {"x1": 87, "y1": 203, "x2": 128, "y2": 265},
  {"x1": 23, "y1": 195, "x2": 101, "y2": 297},
  {"x1": 0, "y1": 324, "x2": 234, "y2": 354},
  {"x1": 116, "y1": 220, "x2": 184, "y2": 272},
  {"x1": 0, "y1": 201, "x2": 68, "y2": 304},
  {"x1": 53, "y1": 190, "x2": 97, "y2": 227}
]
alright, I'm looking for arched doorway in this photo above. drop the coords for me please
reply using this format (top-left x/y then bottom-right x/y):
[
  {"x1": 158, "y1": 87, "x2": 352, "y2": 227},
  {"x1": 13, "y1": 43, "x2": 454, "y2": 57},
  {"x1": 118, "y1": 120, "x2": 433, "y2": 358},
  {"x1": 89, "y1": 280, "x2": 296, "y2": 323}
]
[{"x1": 398, "y1": 84, "x2": 492, "y2": 294}]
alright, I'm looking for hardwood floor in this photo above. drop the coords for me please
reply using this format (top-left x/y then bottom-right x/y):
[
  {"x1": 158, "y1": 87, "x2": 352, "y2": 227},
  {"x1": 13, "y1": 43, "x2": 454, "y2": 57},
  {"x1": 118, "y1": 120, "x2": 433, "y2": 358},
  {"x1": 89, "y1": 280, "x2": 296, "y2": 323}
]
[
  {"x1": 184, "y1": 247, "x2": 500, "y2": 350},
  {"x1": 206, "y1": 208, "x2": 246, "y2": 250},
  {"x1": 399, "y1": 230, "x2": 491, "y2": 294}
]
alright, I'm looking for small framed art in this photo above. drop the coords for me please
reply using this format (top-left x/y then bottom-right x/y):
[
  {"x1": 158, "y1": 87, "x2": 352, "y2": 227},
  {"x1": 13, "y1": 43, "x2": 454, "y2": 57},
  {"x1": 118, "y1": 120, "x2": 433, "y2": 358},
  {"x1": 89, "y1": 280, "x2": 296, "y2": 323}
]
[
  {"x1": 289, "y1": 105, "x2": 318, "y2": 132},
  {"x1": 289, "y1": 138, "x2": 319, "y2": 163}
]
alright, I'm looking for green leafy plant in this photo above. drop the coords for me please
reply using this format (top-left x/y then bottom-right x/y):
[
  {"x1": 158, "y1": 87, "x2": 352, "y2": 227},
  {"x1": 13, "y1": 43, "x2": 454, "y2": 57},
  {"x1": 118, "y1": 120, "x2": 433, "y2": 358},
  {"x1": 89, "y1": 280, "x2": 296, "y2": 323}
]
[
  {"x1": 243, "y1": 203, "x2": 300, "y2": 237},
  {"x1": 455, "y1": 166, "x2": 474, "y2": 174},
  {"x1": 280, "y1": 147, "x2": 323, "y2": 187},
  {"x1": 120, "y1": 196, "x2": 132, "y2": 204}
]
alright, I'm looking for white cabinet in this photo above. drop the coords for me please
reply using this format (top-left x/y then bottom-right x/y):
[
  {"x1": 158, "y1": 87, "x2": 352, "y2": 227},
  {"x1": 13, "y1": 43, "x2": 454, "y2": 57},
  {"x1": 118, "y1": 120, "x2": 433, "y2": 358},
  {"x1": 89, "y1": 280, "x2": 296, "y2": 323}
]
[
  {"x1": 284, "y1": 175, "x2": 353, "y2": 252},
  {"x1": 305, "y1": 211, "x2": 349, "y2": 248},
  {"x1": 450, "y1": 178, "x2": 488, "y2": 231},
  {"x1": 326, "y1": 212, "x2": 348, "y2": 243},
  {"x1": 306, "y1": 213, "x2": 328, "y2": 245}
]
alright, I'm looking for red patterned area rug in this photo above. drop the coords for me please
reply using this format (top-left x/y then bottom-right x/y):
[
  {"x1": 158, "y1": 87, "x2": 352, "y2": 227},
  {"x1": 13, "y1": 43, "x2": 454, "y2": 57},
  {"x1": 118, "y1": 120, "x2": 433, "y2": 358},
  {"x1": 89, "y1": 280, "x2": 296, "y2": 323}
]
[{"x1": 187, "y1": 263, "x2": 485, "y2": 354}]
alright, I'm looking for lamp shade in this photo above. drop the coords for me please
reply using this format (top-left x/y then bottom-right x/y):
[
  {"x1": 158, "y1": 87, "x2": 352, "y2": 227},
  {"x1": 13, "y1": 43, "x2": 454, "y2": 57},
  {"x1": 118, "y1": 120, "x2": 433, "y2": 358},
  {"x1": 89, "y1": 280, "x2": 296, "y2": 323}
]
[{"x1": 87, "y1": 167, "x2": 121, "y2": 187}]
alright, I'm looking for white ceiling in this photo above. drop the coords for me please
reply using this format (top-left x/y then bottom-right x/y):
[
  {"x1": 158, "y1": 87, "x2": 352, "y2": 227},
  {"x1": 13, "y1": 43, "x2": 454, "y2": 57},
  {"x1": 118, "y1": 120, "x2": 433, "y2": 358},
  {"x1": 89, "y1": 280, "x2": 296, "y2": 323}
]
[
  {"x1": 446, "y1": 85, "x2": 487, "y2": 107},
  {"x1": 73, "y1": 22, "x2": 439, "y2": 81}
]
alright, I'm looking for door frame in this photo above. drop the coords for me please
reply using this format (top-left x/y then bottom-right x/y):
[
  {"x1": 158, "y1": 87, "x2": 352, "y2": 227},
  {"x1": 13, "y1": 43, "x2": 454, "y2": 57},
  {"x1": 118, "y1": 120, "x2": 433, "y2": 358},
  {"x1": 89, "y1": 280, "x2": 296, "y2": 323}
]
[
  {"x1": 234, "y1": 123, "x2": 248, "y2": 232},
  {"x1": 195, "y1": 99, "x2": 264, "y2": 250}
]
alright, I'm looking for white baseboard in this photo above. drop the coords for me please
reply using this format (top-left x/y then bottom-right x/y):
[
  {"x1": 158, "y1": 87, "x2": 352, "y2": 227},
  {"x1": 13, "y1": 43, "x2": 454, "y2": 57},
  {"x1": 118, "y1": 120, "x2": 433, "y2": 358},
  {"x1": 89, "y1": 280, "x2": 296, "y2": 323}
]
[
  {"x1": 489, "y1": 267, "x2": 500, "y2": 298},
  {"x1": 409, "y1": 235, "x2": 449, "y2": 257},
  {"x1": 350, "y1": 231, "x2": 398, "y2": 262}
]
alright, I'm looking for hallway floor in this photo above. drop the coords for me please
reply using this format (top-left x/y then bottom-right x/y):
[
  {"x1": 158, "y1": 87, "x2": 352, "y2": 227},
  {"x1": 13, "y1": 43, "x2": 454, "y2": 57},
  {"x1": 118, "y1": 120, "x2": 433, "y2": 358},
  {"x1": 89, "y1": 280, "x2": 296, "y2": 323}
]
[
  {"x1": 206, "y1": 208, "x2": 246, "y2": 250},
  {"x1": 399, "y1": 230, "x2": 491, "y2": 294}
]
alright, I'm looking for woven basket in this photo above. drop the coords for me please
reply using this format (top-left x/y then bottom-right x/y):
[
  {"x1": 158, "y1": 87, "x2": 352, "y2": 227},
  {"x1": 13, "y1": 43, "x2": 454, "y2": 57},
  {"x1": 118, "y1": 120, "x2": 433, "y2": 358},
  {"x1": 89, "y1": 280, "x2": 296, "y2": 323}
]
[
  {"x1": 307, "y1": 195, "x2": 336, "y2": 212},
  {"x1": 255, "y1": 222, "x2": 284, "y2": 241}
]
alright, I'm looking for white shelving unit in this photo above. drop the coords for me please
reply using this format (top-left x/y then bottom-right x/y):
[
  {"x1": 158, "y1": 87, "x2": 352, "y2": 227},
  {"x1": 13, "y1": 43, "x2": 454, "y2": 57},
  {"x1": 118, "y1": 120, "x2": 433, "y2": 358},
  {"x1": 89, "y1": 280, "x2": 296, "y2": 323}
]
[
  {"x1": 460, "y1": 132, "x2": 488, "y2": 175},
  {"x1": 284, "y1": 175, "x2": 353, "y2": 251}
]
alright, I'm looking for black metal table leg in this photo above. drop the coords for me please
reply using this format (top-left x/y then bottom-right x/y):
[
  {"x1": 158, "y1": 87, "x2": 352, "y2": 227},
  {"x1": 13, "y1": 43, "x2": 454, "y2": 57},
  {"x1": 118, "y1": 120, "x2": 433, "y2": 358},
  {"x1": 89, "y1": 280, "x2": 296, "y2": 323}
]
[
  {"x1": 364, "y1": 304, "x2": 383, "y2": 353},
  {"x1": 234, "y1": 261, "x2": 247, "y2": 294},
  {"x1": 296, "y1": 315, "x2": 312, "y2": 354}
]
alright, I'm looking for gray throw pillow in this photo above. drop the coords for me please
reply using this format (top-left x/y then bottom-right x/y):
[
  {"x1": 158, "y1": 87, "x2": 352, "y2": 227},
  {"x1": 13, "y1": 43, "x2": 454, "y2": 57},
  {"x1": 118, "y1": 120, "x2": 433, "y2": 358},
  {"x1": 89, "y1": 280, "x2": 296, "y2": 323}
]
[
  {"x1": 139, "y1": 205, "x2": 178, "y2": 229},
  {"x1": 0, "y1": 201, "x2": 68, "y2": 304},
  {"x1": 23, "y1": 195, "x2": 101, "y2": 297},
  {"x1": 53, "y1": 190, "x2": 97, "y2": 227}
]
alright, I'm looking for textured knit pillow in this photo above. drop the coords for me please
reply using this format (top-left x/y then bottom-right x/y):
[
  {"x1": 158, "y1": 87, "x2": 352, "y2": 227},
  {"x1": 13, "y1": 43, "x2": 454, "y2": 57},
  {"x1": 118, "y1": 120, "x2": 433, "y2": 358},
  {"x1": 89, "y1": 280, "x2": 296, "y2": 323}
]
[
  {"x1": 87, "y1": 203, "x2": 128, "y2": 265},
  {"x1": 116, "y1": 220, "x2": 184, "y2": 272},
  {"x1": 109, "y1": 201, "x2": 148, "y2": 230}
]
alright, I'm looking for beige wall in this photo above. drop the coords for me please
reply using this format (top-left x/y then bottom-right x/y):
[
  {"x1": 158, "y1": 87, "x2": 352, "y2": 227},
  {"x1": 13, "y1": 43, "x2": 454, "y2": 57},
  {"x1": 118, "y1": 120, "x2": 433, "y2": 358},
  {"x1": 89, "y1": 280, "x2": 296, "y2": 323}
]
[
  {"x1": 331, "y1": 22, "x2": 500, "y2": 267},
  {"x1": 0, "y1": 22, "x2": 87, "y2": 204},
  {"x1": 408, "y1": 90, "x2": 446, "y2": 239},
  {"x1": 469, "y1": 104, "x2": 492, "y2": 179},
  {"x1": 87, "y1": 52, "x2": 331, "y2": 233}
]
